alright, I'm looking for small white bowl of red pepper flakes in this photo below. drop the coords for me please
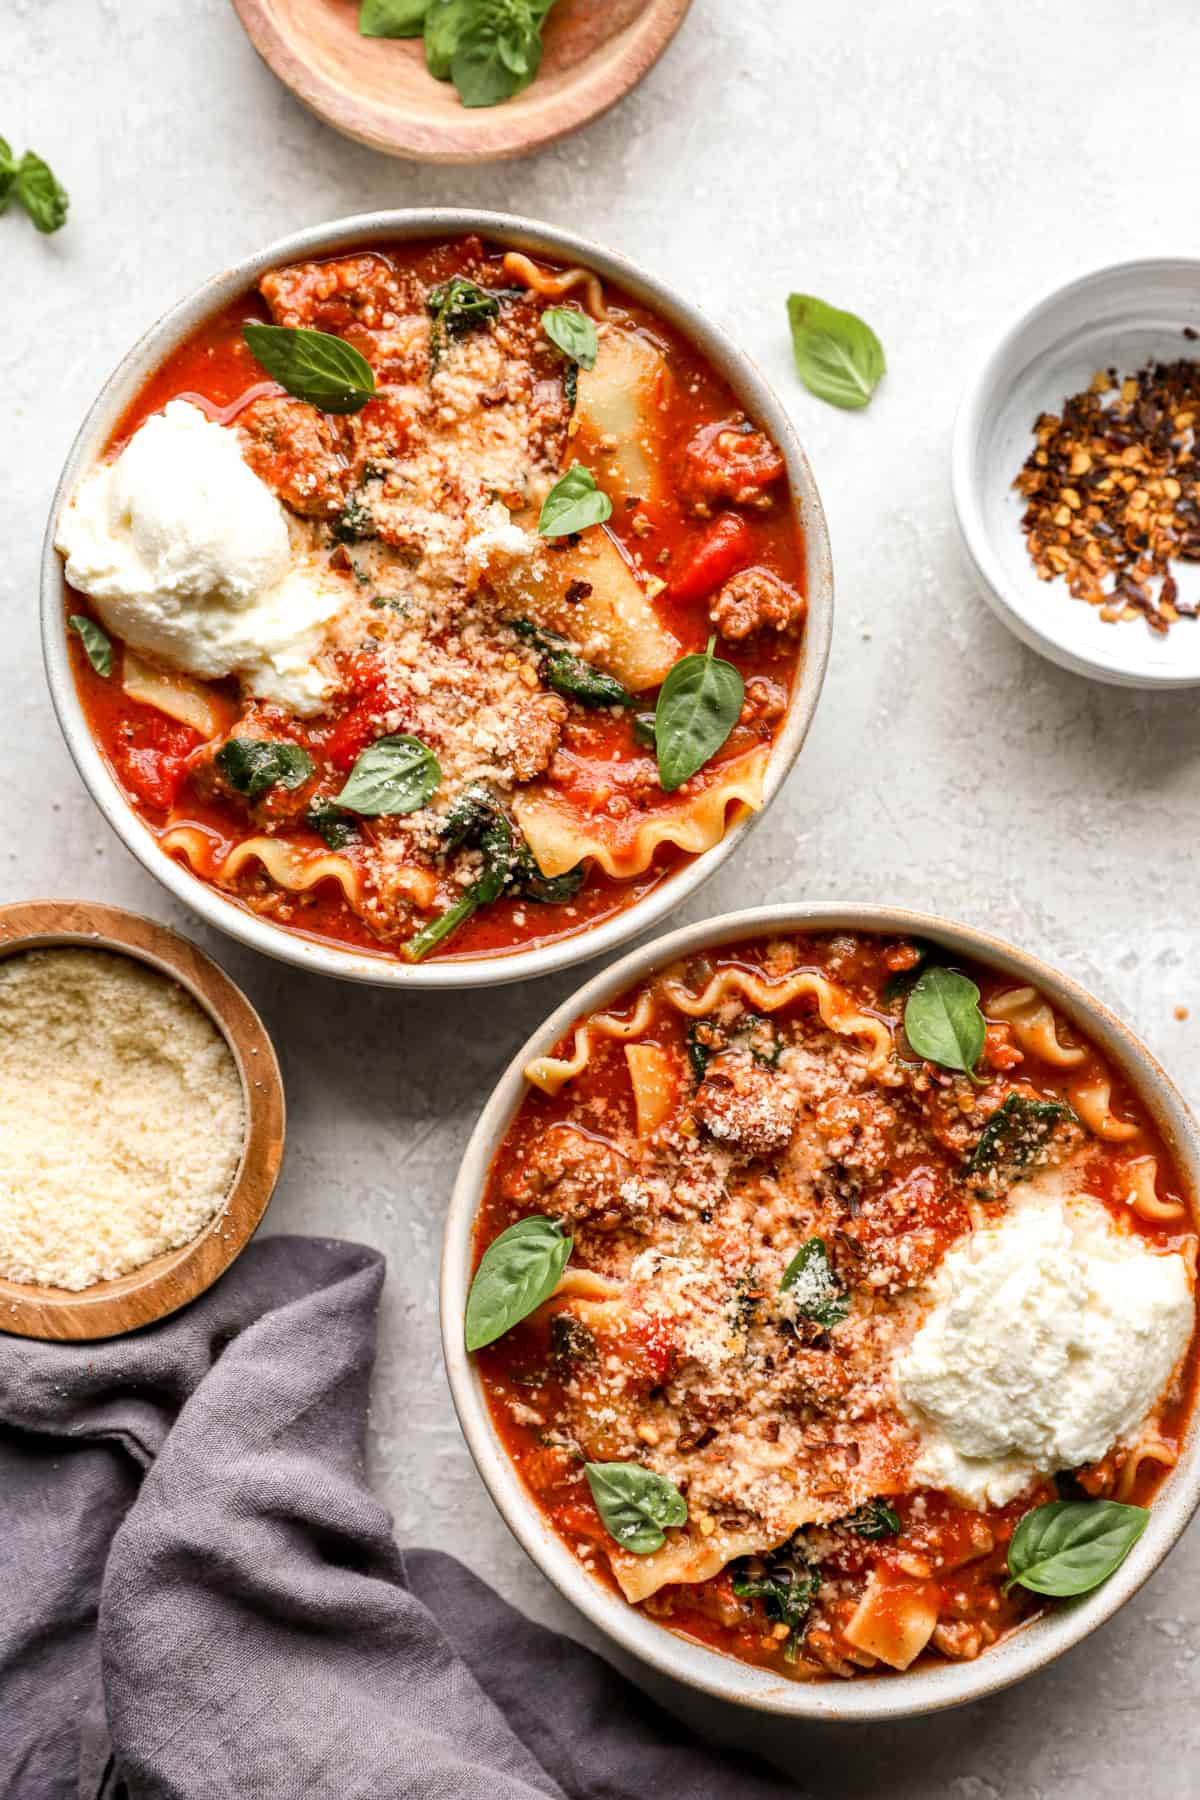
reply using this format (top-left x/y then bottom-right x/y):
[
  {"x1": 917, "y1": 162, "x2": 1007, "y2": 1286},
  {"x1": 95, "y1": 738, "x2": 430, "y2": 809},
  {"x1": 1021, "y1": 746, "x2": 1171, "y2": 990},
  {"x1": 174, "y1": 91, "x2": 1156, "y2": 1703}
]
[{"x1": 953, "y1": 257, "x2": 1200, "y2": 688}]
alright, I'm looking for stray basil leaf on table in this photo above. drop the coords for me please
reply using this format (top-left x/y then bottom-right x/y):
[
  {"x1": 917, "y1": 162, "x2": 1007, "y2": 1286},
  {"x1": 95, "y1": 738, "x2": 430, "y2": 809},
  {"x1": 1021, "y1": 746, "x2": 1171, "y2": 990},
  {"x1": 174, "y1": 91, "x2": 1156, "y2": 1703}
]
[{"x1": 787, "y1": 293, "x2": 885, "y2": 410}]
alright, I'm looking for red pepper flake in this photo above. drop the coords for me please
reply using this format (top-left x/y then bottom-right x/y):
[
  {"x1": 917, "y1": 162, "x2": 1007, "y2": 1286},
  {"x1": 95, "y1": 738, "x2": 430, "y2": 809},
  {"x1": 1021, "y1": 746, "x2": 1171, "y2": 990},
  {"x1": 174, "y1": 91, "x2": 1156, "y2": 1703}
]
[{"x1": 1014, "y1": 356, "x2": 1200, "y2": 635}]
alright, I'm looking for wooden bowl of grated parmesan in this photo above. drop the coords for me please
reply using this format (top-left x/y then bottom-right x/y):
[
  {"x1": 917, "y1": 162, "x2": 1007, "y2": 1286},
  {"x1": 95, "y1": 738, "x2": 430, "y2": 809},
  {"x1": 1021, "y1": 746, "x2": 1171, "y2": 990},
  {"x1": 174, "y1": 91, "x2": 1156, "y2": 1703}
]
[{"x1": 0, "y1": 900, "x2": 284, "y2": 1341}]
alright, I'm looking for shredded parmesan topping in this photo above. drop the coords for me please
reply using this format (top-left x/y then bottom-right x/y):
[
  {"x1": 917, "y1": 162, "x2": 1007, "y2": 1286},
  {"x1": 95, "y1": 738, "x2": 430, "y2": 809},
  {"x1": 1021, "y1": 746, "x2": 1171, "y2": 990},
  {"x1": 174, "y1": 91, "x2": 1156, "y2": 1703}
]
[{"x1": 0, "y1": 949, "x2": 244, "y2": 1291}]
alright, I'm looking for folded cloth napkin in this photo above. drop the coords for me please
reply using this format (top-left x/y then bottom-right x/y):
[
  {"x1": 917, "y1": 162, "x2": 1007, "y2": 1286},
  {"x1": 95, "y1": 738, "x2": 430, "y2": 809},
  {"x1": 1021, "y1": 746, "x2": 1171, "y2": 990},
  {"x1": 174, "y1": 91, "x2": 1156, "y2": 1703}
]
[{"x1": 0, "y1": 1237, "x2": 797, "y2": 1800}]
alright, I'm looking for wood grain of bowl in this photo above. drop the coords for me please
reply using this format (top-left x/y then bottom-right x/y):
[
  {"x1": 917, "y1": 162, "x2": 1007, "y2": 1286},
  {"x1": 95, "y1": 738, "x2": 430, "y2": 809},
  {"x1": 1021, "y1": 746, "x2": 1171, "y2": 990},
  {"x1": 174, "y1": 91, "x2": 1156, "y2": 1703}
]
[
  {"x1": 229, "y1": 0, "x2": 692, "y2": 163},
  {"x1": 0, "y1": 901, "x2": 285, "y2": 1343}
]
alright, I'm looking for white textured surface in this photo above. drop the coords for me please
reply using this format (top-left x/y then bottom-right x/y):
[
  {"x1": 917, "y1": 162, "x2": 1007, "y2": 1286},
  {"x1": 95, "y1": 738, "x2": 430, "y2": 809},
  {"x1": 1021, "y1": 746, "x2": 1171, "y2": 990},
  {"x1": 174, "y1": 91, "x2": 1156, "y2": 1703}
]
[{"x1": 4, "y1": 0, "x2": 1200, "y2": 1789}]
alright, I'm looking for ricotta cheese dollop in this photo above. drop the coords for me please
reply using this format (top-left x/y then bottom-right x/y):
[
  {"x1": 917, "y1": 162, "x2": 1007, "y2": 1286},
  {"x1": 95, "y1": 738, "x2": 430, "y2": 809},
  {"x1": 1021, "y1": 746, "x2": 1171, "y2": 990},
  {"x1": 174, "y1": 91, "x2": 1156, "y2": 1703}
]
[
  {"x1": 895, "y1": 1170, "x2": 1193, "y2": 1506},
  {"x1": 55, "y1": 400, "x2": 344, "y2": 715}
]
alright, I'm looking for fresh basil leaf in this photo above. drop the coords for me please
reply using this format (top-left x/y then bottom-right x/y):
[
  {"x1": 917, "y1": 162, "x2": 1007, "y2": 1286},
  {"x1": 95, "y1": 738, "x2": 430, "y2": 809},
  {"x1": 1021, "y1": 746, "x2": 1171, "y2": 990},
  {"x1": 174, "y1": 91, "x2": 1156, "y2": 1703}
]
[
  {"x1": 837, "y1": 1499, "x2": 902, "y2": 1540},
  {"x1": 965, "y1": 1092, "x2": 1076, "y2": 1198},
  {"x1": 68, "y1": 614, "x2": 113, "y2": 678},
  {"x1": 216, "y1": 738, "x2": 314, "y2": 802},
  {"x1": 538, "y1": 464, "x2": 612, "y2": 539},
  {"x1": 787, "y1": 293, "x2": 885, "y2": 411},
  {"x1": 732, "y1": 1537, "x2": 819, "y2": 1662},
  {"x1": 904, "y1": 966, "x2": 986, "y2": 1075},
  {"x1": 465, "y1": 1215, "x2": 573, "y2": 1350},
  {"x1": 631, "y1": 710, "x2": 657, "y2": 749},
  {"x1": 242, "y1": 322, "x2": 376, "y2": 415},
  {"x1": 306, "y1": 798, "x2": 358, "y2": 850},
  {"x1": 1006, "y1": 1500, "x2": 1149, "y2": 1598},
  {"x1": 585, "y1": 1462, "x2": 688, "y2": 1556},
  {"x1": 15, "y1": 151, "x2": 68, "y2": 234},
  {"x1": 513, "y1": 619, "x2": 631, "y2": 707},
  {"x1": 654, "y1": 635, "x2": 743, "y2": 793},
  {"x1": 0, "y1": 138, "x2": 17, "y2": 213},
  {"x1": 360, "y1": 0, "x2": 429, "y2": 34},
  {"x1": 780, "y1": 1236, "x2": 850, "y2": 1331},
  {"x1": 424, "y1": 0, "x2": 471, "y2": 78},
  {"x1": 334, "y1": 734, "x2": 441, "y2": 816},
  {"x1": 542, "y1": 307, "x2": 599, "y2": 370},
  {"x1": 454, "y1": 19, "x2": 540, "y2": 107}
]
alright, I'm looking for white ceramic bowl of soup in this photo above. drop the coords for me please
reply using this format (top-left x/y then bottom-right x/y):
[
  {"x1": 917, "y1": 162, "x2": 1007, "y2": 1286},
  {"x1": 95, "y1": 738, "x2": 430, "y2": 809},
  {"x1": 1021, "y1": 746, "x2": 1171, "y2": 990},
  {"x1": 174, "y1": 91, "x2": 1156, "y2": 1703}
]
[
  {"x1": 40, "y1": 211, "x2": 833, "y2": 990},
  {"x1": 441, "y1": 902, "x2": 1200, "y2": 1719}
]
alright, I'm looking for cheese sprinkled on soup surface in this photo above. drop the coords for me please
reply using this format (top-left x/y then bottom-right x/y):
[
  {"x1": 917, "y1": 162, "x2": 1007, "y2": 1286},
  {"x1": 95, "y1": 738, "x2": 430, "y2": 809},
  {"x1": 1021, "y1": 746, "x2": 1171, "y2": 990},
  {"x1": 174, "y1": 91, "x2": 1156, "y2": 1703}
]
[
  {"x1": 58, "y1": 238, "x2": 810, "y2": 965},
  {"x1": 471, "y1": 930, "x2": 1198, "y2": 1680}
]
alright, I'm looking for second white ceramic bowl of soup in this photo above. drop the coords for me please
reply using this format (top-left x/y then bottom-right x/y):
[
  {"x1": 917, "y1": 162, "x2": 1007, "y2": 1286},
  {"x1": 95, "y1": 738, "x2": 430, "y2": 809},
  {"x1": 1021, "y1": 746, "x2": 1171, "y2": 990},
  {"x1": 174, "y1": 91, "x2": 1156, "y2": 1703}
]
[
  {"x1": 441, "y1": 903, "x2": 1200, "y2": 1719},
  {"x1": 41, "y1": 211, "x2": 832, "y2": 990}
]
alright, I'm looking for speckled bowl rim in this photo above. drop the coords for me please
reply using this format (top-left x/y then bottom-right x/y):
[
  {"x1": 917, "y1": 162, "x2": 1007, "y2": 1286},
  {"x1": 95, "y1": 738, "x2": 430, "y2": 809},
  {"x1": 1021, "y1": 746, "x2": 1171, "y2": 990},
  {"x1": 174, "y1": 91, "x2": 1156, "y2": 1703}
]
[
  {"x1": 40, "y1": 210, "x2": 833, "y2": 991},
  {"x1": 441, "y1": 902, "x2": 1200, "y2": 1719}
]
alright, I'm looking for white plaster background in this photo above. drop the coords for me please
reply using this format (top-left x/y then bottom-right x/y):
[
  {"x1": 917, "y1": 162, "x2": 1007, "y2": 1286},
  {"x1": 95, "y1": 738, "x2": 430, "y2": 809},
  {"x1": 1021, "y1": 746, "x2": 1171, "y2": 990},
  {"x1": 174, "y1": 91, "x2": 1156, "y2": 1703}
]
[{"x1": 4, "y1": 1, "x2": 1200, "y2": 1791}]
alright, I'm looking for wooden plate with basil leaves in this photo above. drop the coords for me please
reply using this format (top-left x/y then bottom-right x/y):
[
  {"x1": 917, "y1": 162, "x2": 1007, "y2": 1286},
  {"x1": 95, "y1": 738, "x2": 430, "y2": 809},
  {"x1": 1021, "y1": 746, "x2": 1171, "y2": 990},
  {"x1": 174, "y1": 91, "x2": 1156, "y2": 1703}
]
[{"x1": 229, "y1": 0, "x2": 693, "y2": 164}]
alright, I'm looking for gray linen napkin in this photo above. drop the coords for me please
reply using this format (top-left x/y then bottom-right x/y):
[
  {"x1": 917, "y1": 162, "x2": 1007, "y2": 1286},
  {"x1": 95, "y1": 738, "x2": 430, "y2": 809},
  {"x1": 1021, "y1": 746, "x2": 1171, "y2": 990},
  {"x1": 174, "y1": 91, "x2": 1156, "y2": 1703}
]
[{"x1": 0, "y1": 1236, "x2": 796, "y2": 1800}]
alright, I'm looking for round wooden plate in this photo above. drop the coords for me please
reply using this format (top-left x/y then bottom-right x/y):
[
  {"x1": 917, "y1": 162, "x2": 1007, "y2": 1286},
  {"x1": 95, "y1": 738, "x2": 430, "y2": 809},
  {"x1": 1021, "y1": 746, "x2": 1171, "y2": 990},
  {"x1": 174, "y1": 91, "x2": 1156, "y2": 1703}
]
[
  {"x1": 0, "y1": 901, "x2": 285, "y2": 1342},
  {"x1": 229, "y1": 0, "x2": 693, "y2": 163}
]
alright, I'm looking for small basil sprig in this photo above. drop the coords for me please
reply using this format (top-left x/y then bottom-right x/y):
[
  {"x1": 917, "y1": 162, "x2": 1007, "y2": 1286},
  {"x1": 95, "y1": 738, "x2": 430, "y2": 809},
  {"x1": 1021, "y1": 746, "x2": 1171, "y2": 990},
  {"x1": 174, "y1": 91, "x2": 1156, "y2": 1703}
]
[
  {"x1": 465, "y1": 1215, "x2": 573, "y2": 1350},
  {"x1": 242, "y1": 322, "x2": 376, "y2": 414},
  {"x1": 68, "y1": 614, "x2": 113, "y2": 678},
  {"x1": 1006, "y1": 1500, "x2": 1149, "y2": 1598},
  {"x1": 334, "y1": 734, "x2": 441, "y2": 816},
  {"x1": 513, "y1": 620, "x2": 632, "y2": 708},
  {"x1": 542, "y1": 306, "x2": 599, "y2": 370},
  {"x1": 585, "y1": 1462, "x2": 688, "y2": 1556},
  {"x1": 780, "y1": 1237, "x2": 849, "y2": 1330},
  {"x1": 424, "y1": 0, "x2": 558, "y2": 109},
  {"x1": 539, "y1": 464, "x2": 612, "y2": 538},
  {"x1": 654, "y1": 636, "x2": 744, "y2": 793},
  {"x1": 0, "y1": 138, "x2": 68, "y2": 233},
  {"x1": 216, "y1": 739, "x2": 315, "y2": 802},
  {"x1": 359, "y1": 0, "x2": 429, "y2": 33},
  {"x1": 904, "y1": 966, "x2": 986, "y2": 1076},
  {"x1": 787, "y1": 293, "x2": 886, "y2": 411}
]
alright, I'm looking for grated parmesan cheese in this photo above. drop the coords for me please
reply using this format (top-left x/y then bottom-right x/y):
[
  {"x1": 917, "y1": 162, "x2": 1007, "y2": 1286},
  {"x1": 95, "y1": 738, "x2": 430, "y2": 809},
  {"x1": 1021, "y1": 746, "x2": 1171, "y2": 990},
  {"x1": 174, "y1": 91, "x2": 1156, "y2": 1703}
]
[{"x1": 0, "y1": 949, "x2": 244, "y2": 1290}]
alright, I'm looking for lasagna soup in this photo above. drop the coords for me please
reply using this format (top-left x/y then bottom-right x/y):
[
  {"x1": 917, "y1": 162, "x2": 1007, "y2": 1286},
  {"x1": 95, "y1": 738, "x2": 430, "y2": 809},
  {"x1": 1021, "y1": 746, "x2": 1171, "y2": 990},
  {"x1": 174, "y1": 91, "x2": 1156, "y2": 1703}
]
[
  {"x1": 470, "y1": 932, "x2": 1198, "y2": 1679},
  {"x1": 55, "y1": 238, "x2": 807, "y2": 962}
]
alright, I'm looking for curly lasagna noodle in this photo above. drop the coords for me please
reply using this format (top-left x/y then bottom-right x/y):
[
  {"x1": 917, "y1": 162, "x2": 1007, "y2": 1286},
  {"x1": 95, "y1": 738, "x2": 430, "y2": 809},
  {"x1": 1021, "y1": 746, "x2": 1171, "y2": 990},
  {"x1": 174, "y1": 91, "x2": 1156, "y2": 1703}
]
[
  {"x1": 55, "y1": 238, "x2": 806, "y2": 962},
  {"x1": 473, "y1": 932, "x2": 1198, "y2": 1679}
]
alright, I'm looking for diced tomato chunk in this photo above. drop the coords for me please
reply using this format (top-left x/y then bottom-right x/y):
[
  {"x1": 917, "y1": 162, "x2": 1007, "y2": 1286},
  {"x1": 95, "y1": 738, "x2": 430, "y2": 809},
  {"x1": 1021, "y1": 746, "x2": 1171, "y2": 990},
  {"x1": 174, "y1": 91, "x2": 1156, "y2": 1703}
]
[
  {"x1": 113, "y1": 715, "x2": 201, "y2": 812},
  {"x1": 670, "y1": 514, "x2": 755, "y2": 604},
  {"x1": 322, "y1": 654, "x2": 392, "y2": 772},
  {"x1": 623, "y1": 1315, "x2": 677, "y2": 1386}
]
